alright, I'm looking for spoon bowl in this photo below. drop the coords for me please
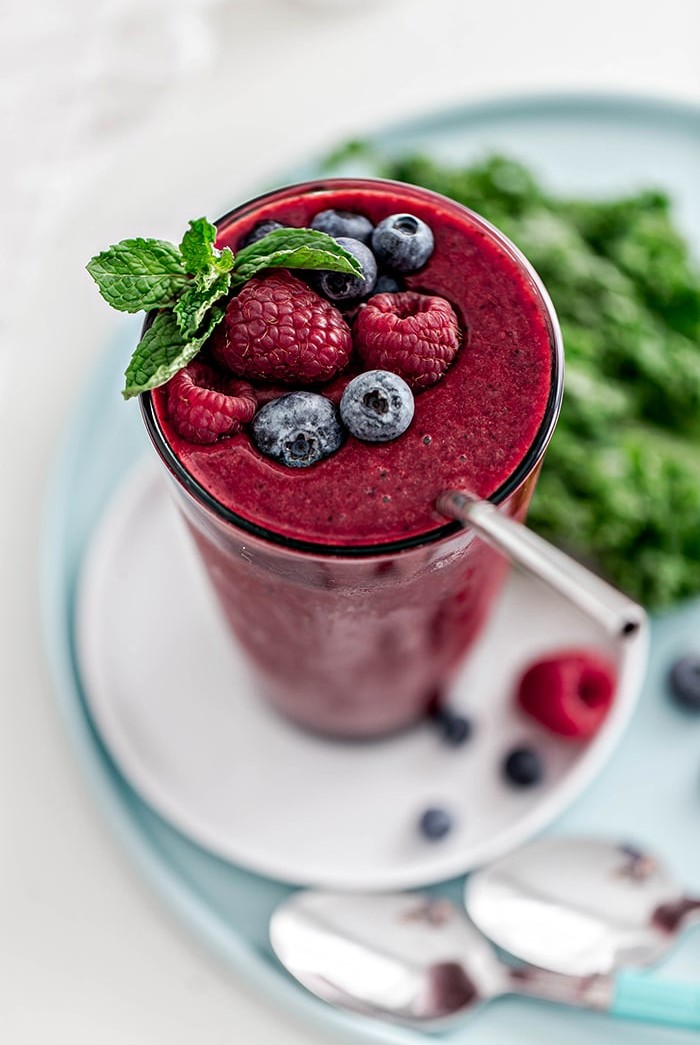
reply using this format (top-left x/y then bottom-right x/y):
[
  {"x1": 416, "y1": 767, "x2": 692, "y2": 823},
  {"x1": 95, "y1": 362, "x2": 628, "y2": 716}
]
[
  {"x1": 270, "y1": 890, "x2": 503, "y2": 1028},
  {"x1": 465, "y1": 836, "x2": 700, "y2": 977}
]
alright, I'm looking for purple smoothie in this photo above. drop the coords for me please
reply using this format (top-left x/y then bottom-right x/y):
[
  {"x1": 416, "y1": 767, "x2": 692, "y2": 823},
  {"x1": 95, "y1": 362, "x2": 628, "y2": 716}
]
[{"x1": 145, "y1": 179, "x2": 561, "y2": 737}]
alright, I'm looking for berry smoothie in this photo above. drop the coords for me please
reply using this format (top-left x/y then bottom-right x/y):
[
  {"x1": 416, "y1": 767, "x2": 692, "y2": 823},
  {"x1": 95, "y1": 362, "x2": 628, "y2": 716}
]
[{"x1": 144, "y1": 179, "x2": 562, "y2": 737}]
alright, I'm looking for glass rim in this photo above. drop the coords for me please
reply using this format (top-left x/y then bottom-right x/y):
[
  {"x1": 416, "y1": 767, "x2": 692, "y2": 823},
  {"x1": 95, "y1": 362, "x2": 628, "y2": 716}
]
[{"x1": 141, "y1": 176, "x2": 565, "y2": 559}]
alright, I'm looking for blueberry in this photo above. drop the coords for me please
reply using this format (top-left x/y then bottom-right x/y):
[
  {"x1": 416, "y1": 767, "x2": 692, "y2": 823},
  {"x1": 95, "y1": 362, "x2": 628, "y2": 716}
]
[
  {"x1": 419, "y1": 807, "x2": 453, "y2": 841},
  {"x1": 433, "y1": 708, "x2": 473, "y2": 747},
  {"x1": 239, "y1": 220, "x2": 285, "y2": 248},
  {"x1": 503, "y1": 747, "x2": 543, "y2": 787},
  {"x1": 340, "y1": 370, "x2": 414, "y2": 443},
  {"x1": 619, "y1": 843, "x2": 646, "y2": 862},
  {"x1": 311, "y1": 209, "x2": 374, "y2": 245},
  {"x1": 374, "y1": 273, "x2": 405, "y2": 295},
  {"x1": 312, "y1": 237, "x2": 377, "y2": 302},
  {"x1": 252, "y1": 392, "x2": 343, "y2": 468},
  {"x1": 372, "y1": 213, "x2": 434, "y2": 273},
  {"x1": 669, "y1": 656, "x2": 700, "y2": 711}
]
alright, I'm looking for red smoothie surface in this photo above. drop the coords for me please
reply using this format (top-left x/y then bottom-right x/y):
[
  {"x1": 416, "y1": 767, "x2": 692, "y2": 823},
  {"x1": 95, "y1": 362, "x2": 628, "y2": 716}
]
[{"x1": 151, "y1": 181, "x2": 554, "y2": 547}]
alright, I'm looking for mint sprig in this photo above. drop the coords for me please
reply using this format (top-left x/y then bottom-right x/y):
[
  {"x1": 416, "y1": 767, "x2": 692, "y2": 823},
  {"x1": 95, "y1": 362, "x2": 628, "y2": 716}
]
[
  {"x1": 179, "y1": 218, "x2": 234, "y2": 281},
  {"x1": 232, "y1": 227, "x2": 363, "y2": 285},
  {"x1": 173, "y1": 272, "x2": 231, "y2": 342},
  {"x1": 86, "y1": 239, "x2": 187, "y2": 312},
  {"x1": 87, "y1": 218, "x2": 361, "y2": 399}
]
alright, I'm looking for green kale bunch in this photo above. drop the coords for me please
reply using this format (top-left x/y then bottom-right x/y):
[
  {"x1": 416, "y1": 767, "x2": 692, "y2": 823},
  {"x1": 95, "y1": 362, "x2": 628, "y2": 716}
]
[{"x1": 326, "y1": 147, "x2": 700, "y2": 608}]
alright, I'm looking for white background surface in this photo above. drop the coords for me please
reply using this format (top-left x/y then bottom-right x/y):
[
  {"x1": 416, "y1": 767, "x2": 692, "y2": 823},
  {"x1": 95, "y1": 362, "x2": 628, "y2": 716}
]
[{"x1": 1, "y1": 1, "x2": 699, "y2": 1041}]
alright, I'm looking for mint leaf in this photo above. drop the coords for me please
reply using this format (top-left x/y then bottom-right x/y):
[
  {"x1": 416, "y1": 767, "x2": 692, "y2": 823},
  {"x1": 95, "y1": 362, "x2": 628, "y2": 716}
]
[
  {"x1": 232, "y1": 227, "x2": 363, "y2": 286},
  {"x1": 180, "y1": 218, "x2": 216, "y2": 274},
  {"x1": 87, "y1": 239, "x2": 187, "y2": 312},
  {"x1": 123, "y1": 308, "x2": 223, "y2": 399},
  {"x1": 180, "y1": 218, "x2": 234, "y2": 285},
  {"x1": 214, "y1": 247, "x2": 234, "y2": 274},
  {"x1": 173, "y1": 271, "x2": 231, "y2": 341}
]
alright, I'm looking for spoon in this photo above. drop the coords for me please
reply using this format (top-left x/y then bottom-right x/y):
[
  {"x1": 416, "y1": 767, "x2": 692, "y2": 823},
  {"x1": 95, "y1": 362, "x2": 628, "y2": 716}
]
[
  {"x1": 270, "y1": 889, "x2": 700, "y2": 1032},
  {"x1": 437, "y1": 490, "x2": 645, "y2": 642},
  {"x1": 466, "y1": 835, "x2": 700, "y2": 976}
]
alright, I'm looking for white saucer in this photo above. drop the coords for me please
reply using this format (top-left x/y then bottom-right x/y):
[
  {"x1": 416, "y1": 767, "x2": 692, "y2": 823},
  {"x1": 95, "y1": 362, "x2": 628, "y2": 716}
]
[{"x1": 76, "y1": 459, "x2": 648, "y2": 890}]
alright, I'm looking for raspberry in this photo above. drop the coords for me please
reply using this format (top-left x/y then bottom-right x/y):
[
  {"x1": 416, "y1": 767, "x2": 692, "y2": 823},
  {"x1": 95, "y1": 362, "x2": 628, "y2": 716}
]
[
  {"x1": 354, "y1": 291, "x2": 461, "y2": 389},
  {"x1": 212, "y1": 271, "x2": 353, "y2": 384},
  {"x1": 516, "y1": 648, "x2": 617, "y2": 740},
  {"x1": 166, "y1": 360, "x2": 256, "y2": 444}
]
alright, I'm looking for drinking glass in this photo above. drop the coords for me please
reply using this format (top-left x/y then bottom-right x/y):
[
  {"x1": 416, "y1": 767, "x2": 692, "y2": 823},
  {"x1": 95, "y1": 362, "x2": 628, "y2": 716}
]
[{"x1": 141, "y1": 179, "x2": 564, "y2": 738}]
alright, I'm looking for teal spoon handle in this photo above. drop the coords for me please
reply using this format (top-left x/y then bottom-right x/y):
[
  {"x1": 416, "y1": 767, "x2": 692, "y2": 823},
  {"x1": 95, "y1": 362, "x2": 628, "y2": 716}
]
[{"x1": 612, "y1": 970, "x2": 700, "y2": 1029}]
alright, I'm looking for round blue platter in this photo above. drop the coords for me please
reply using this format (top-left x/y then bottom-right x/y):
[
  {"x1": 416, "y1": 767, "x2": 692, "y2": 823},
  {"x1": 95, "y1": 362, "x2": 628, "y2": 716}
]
[{"x1": 43, "y1": 94, "x2": 700, "y2": 1044}]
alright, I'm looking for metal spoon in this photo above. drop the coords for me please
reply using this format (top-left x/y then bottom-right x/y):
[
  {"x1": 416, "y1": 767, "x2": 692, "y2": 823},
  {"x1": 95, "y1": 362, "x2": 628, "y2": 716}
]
[
  {"x1": 466, "y1": 835, "x2": 700, "y2": 976},
  {"x1": 270, "y1": 889, "x2": 700, "y2": 1032},
  {"x1": 437, "y1": 490, "x2": 645, "y2": 642}
]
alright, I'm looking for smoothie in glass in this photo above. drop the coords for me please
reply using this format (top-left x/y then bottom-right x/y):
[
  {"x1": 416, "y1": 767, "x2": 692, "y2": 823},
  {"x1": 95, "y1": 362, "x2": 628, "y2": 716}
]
[{"x1": 143, "y1": 178, "x2": 563, "y2": 737}]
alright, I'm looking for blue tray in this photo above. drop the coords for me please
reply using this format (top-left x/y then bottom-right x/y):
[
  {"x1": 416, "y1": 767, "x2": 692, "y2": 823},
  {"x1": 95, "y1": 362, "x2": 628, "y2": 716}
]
[{"x1": 42, "y1": 94, "x2": 700, "y2": 1044}]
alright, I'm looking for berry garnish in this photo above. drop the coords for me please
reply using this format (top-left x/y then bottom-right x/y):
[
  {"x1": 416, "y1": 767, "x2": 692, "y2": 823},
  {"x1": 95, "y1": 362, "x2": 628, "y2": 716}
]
[
  {"x1": 311, "y1": 209, "x2": 374, "y2": 245},
  {"x1": 419, "y1": 807, "x2": 453, "y2": 841},
  {"x1": 503, "y1": 747, "x2": 543, "y2": 787},
  {"x1": 213, "y1": 271, "x2": 353, "y2": 384},
  {"x1": 165, "y1": 361, "x2": 256, "y2": 444},
  {"x1": 354, "y1": 291, "x2": 461, "y2": 389},
  {"x1": 339, "y1": 370, "x2": 414, "y2": 443},
  {"x1": 312, "y1": 237, "x2": 377, "y2": 302},
  {"x1": 239, "y1": 219, "x2": 285, "y2": 248},
  {"x1": 371, "y1": 213, "x2": 434, "y2": 272},
  {"x1": 432, "y1": 707, "x2": 473, "y2": 747},
  {"x1": 86, "y1": 219, "x2": 362, "y2": 398},
  {"x1": 516, "y1": 648, "x2": 617, "y2": 740},
  {"x1": 668, "y1": 655, "x2": 700, "y2": 712},
  {"x1": 374, "y1": 273, "x2": 405, "y2": 295},
  {"x1": 252, "y1": 391, "x2": 343, "y2": 468}
]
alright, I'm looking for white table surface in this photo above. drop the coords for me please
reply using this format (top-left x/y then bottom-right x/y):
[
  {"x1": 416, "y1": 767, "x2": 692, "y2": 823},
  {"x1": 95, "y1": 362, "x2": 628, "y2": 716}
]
[{"x1": 2, "y1": 1, "x2": 699, "y2": 1041}]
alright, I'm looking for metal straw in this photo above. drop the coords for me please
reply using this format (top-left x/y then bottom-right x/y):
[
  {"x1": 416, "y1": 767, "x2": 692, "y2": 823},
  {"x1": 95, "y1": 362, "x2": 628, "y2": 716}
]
[{"x1": 437, "y1": 490, "x2": 645, "y2": 641}]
